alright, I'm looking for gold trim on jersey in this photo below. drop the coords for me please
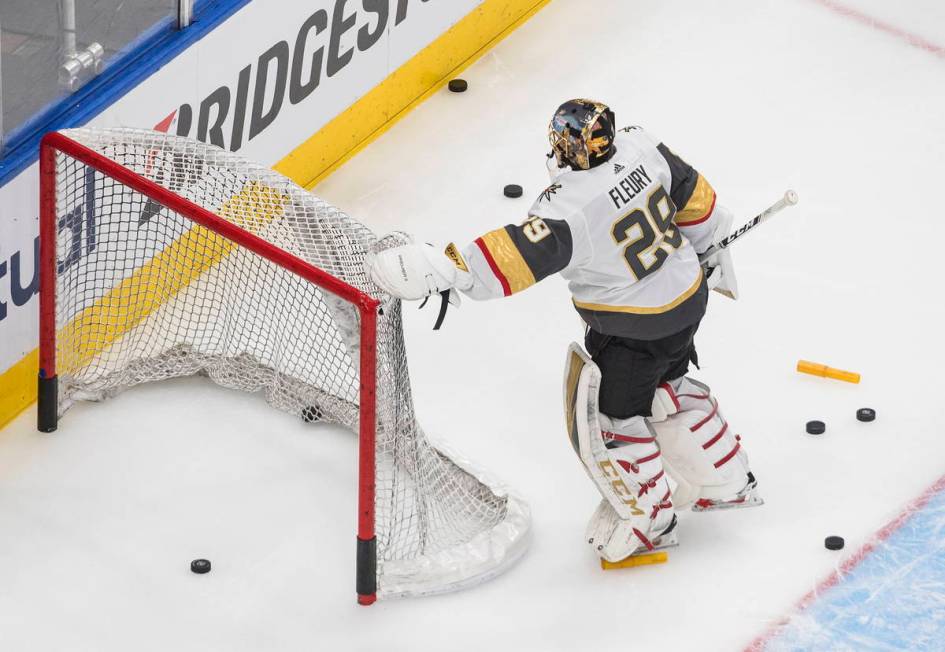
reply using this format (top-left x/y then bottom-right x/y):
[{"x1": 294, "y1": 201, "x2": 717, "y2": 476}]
[
  {"x1": 573, "y1": 270, "x2": 703, "y2": 315},
  {"x1": 675, "y1": 174, "x2": 716, "y2": 225},
  {"x1": 480, "y1": 228, "x2": 537, "y2": 293}
]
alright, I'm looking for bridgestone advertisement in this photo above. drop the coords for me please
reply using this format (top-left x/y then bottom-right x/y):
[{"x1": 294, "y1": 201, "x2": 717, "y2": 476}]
[{"x1": 0, "y1": 0, "x2": 481, "y2": 374}]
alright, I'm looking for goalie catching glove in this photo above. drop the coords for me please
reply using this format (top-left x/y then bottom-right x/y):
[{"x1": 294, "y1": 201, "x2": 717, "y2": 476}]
[{"x1": 366, "y1": 237, "x2": 465, "y2": 300}]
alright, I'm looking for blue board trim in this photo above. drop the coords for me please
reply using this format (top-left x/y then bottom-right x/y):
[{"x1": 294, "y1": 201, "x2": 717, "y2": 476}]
[{"x1": 0, "y1": 0, "x2": 252, "y2": 188}]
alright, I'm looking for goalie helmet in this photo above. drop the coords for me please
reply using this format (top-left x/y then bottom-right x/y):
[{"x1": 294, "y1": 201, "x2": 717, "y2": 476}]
[{"x1": 548, "y1": 99, "x2": 616, "y2": 171}]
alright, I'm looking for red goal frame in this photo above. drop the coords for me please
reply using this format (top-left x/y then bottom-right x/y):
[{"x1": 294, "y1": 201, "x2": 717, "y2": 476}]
[{"x1": 37, "y1": 131, "x2": 381, "y2": 605}]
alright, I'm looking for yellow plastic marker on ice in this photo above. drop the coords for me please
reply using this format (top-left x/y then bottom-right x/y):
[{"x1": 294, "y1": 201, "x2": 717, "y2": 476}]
[
  {"x1": 797, "y1": 360, "x2": 861, "y2": 384},
  {"x1": 600, "y1": 551, "x2": 668, "y2": 570}
]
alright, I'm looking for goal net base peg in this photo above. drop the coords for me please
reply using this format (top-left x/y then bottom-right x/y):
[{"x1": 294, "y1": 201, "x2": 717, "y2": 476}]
[
  {"x1": 356, "y1": 536, "x2": 378, "y2": 605},
  {"x1": 37, "y1": 374, "x2": 59, "y2": 433}
]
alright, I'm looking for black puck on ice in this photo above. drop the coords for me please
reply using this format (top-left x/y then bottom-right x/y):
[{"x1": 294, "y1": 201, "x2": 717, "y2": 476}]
[
  {"x1": 824, "y1": 536, "x2": 845, "y2": 550},
  {"x1": 301, "y1": 405, "x2": 321, "y2": 423},
  {"x1": 191, "y1": 559, "x2": 211, "y2": 574},
  {"x1": 503, "y1": 184, "x2": 523, "y2": 198},
  {"x1": 806, "y1": 420, "x2": 826, "y2": 435},
  {"x1": 447, "y1": 78, "x2": 467, "y2": 93},
  {"x1": 856, "y1": 407, "x2": 876, "y2": 422}
]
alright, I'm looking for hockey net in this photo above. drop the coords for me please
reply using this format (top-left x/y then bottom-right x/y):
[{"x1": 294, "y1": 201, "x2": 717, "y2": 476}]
[{"x1": 37, "y1": 128, "x2": 529, "y2": 603}]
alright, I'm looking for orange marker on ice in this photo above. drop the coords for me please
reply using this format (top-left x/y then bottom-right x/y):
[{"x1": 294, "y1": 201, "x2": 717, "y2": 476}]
[
  {"x1": 797, "y1": 360, "x2": 860, "y2": 384},
  {"x1": 600, "y1": 551, "x2": 668, "y2": 570}
]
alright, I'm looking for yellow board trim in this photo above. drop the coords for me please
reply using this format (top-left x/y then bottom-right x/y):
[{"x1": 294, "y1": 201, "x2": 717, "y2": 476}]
[
  {"x1": 57, "y1": 182, "x2": 288, "y2": 376},
  {"x1": 0, "y1": 349, "x2": 39, "y2": 429},
  {"x1": 275, "y1": 0, "x2": 552, "y2": 189},
  {"x1": 573, "y1": 271, "x2": 704, "y2": 315},
  {"x1": 0, "y1": 0, "x2": 551, "y2": 430},
  {"x1": 479, "y1": 228, "x2": 537, "y2": 294},
  {"x1": 0, "y1": 183, "x2": 288, "y2": 431},
  {"x1": 675, "y1": 174, "x2": 716, "y2": 225}
]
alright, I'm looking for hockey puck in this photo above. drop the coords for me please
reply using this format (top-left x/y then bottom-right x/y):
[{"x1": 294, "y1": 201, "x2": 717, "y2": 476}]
[
  {"x1": 824, "y1": 536, "x2": 845, "y2": 550},
  {"x1": 447, "y1": 79, "x2": 467, "y2": 93},
  {"x1": 190, "y1": 559, "x2": 211, "y2": 574},
  {"x1": 301, "y1": 405, "x2": 321, "y2": 423},
  {"x1": 856, "y1": 407, "x2": 876, "y2": 422},
  {"x1": 503, "y1": 184, "x2": 523, "y2": 198},
  {"x1": 806, "y1": 420, "x2": 826, "y2": 435}
]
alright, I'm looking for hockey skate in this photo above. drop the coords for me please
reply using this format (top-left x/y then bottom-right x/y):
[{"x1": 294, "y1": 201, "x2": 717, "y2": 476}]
[
  {"x1": 691, "y1": 472, "x2": 764, "y2": 512},
  {"x1": 598, "y1": 514, "x2": 678, "y2": 570},
  {"x1": 639, "y1": 512, "x2": 678, "y2": 550}
]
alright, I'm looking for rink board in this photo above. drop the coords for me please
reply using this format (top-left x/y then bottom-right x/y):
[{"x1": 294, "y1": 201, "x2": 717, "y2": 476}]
[{"x1": 0, "y1": 0, "x2": 550, "y2": 429}]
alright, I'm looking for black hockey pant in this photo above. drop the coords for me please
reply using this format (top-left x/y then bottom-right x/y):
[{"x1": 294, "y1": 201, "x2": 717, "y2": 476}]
[{"x1": 585, "y1": 322, "x2": 700, "y2": 420}]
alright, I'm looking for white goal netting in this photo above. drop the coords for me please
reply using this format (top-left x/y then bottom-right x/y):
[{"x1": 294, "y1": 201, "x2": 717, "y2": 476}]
[{"x1": 44, "y1": 127, "x2": 529, "y2": 600}]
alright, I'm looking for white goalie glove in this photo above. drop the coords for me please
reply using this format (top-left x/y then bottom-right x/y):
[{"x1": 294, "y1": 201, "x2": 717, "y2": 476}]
[
  {"x1": 701, "y1": 205, "x2": 739, "y2": 300},
  {"x1": 366, "y1": 237, "x2": 468, "y2": 301}
]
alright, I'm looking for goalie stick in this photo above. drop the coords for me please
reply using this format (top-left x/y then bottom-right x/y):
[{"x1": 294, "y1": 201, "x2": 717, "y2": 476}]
[{"x1": 698, "y1": 190, "x2": 798, "y2": 264}]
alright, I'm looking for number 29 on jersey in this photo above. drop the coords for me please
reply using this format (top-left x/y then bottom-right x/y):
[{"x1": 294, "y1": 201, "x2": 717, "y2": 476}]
[{"x1": 610, "y1": 185, "x2": 682, "y2": 281}]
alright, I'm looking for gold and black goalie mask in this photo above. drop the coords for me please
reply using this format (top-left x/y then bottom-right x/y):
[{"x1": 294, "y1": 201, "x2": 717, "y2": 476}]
[{"x1": 548, "y1": 99, "x2": 615, "y2": 171}]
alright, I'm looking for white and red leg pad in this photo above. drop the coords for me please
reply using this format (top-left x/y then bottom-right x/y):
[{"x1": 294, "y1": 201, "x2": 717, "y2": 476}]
[
  {"x1": 562, "y1": 343, "x2": 677, "y2": 561},
  {"x1": 650, "y1": 376, "x2": 763, "y2": 512}
]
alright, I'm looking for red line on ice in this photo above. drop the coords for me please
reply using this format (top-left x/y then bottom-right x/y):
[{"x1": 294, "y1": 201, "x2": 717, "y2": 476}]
[
  {"x1": 809, "y1": 0, "x2": 945, "y2": 58},
  {"x1": 743, "y1": 472, "x2": 945, "y2": 651}
]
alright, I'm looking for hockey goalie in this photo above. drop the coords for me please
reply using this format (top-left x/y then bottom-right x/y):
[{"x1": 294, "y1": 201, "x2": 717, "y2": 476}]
[{"x1": 367, "y1": 99, "x2": 763, "y2": 564}]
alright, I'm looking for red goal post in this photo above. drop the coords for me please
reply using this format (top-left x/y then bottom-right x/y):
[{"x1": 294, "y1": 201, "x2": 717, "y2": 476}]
[
  {"x1": 38, "y1": 130, "x2": 381, "y2": 603},
  {"x1": 36, "y1": 128, "x2": 529, "y2": 605}
]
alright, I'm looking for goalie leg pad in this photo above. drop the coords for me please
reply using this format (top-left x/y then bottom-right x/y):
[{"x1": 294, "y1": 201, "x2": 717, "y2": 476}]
[
  {"x1": 563, "y1": 344, "x2": 676, "y2": 560},
  {"x1": 650, "y1": 376, "x2": 762, "y2": 511}
]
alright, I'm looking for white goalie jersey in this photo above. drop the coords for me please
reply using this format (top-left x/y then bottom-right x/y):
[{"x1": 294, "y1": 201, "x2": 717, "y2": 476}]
[{"x1": 455, "y1": 127, "x2": 724, "y2": 340}]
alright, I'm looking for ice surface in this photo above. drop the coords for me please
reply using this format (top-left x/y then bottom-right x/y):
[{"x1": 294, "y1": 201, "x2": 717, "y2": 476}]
[
  {"x1": 2, "y1": 1, "x2": 945, "y2": 650},
  {"x1": 760, "y1": 477, "x2": 945, "y2": 650}
]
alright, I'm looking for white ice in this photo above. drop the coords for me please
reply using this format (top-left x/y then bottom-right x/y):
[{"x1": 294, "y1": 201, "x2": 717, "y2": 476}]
[{"x1": 3, "y1": 1, "x2": 945, "y2": 650}]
